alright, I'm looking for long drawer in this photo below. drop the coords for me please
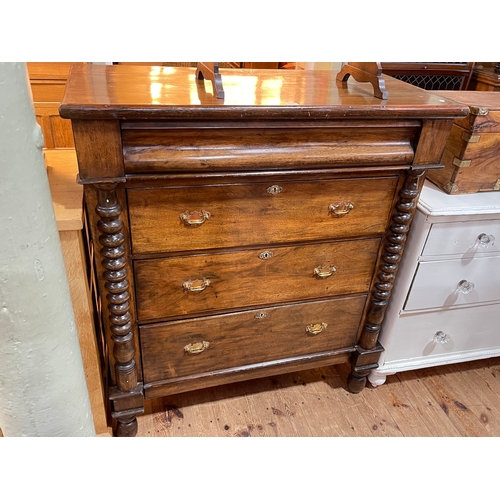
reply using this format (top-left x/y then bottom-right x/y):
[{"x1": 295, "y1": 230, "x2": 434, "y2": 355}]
[
  {"x1": 127, "y1": 176, "x2": 398, "y2": 255},
  {"x1": 121, "y1": 126, "x2": 416, "y2": 173},
  {"x1": 382, "y1": 303, "x2": 500, "y2": 365},
  {"x1": 404, "y1": 255, "x2": 500, "y2": 311},
  {"x1": 134, "y1": 239, "x2": 379, "y2": 321},
  {"x1": 140, "y1": 295, "x2": 366, "y2": 383}
]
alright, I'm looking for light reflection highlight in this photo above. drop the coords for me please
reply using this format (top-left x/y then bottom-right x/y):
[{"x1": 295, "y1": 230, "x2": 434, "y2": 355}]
[{"x1": 148, "y1": 71, "x2": 284, "y2": 105}]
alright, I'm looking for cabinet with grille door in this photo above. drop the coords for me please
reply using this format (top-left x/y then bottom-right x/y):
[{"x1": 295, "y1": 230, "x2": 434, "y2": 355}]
[{"x1": 381, "y1": 62, "x2": 475, "y2": 91}]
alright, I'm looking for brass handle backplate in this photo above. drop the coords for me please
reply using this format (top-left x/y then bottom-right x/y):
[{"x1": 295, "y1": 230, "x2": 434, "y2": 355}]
[
  {"x1": 180, "y1": 210, "x2": 211, "y2": 226},
  {"x1": 182, "y1": 278, "x2": 211, "y2": 292},
  {"x1": 184, "y1": 341, "x2": 210, "y2": 354},
  {"x1": 306, "y1": 322, "x2": 328, "y2": 335},
  {"x1": 314, "y1": 265, "x2": 337, "y2": 279},
  {"x1": 329, "y1": 201, "x2": 354, "y2": 217}
]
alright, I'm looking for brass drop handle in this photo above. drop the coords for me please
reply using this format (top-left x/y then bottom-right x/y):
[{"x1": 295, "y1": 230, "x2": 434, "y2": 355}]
[
  {"x1": 306, "y1": 322, "x2": 328, "y2": 335},
  {"x1": 183, "y1": 278, "x2": 211, "y2": 292},
  {"x1": 184, "y1": 341, "x2": 210, "y2": 354},
  {"x1": 314, "y1": 265, "x2": 337, "y2": 279},
  {"x1": 329, "y1": 201, "x2": 354, "y2": 217},
  {"x1": 180, "y1": 210, "x2": 211, "y2": 226}
]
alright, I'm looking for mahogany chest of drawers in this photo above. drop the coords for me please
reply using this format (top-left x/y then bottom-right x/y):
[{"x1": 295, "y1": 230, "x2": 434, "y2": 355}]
[{"x1": 60, "y1": 63, "x2": 467, "y2": 436}]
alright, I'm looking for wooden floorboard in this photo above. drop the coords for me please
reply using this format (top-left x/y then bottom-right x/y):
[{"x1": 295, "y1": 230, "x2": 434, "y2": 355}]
[
  {"x1": 395, "y1": 370, "x2": 462, "y2": 437},
  {"x1": 136, "y1": 357, "x2": 500, "y2": 437}
]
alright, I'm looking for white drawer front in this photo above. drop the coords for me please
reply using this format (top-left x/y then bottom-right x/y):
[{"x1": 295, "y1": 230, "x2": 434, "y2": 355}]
[
  {"x1": 423, "y1": 220, "x2": 500, "y2": 258},
  {"x1": 404, "y1": 256, "x2": 500, "y2": 311},
  {"x1": 382, "y1": 304, "x2": 500, "y2": 364}
]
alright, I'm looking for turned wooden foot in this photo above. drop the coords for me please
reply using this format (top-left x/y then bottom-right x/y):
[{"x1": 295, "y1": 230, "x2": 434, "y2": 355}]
[
  {"x1": 109, "y1": 386, "x2": 144, "y2": 437},
  {"x1": 347, "y1": 342, "x2": 385, "y2": 393},
  {"x1": 115, "y1": 416, "x2": 138, "y2": 437},
  {"x1": 347, "y1": 370, "x2": 368, "y2": 393}
]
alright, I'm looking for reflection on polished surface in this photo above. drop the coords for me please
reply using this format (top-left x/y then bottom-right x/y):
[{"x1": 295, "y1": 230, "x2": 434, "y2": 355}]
[
  {"x1": 61, "y1": 63, "x2": 467, "y2": 119},
  {"x1": 150, "y1": 65, "x2": 282, "y2": 105}
]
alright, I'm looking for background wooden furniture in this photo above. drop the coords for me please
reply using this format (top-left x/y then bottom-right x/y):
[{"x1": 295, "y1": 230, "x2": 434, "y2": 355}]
[
  {"x1": 380, "y1": 63, "x2": 475, "y2": 91},
  {"x1": 28, "y1": 62, "x2": 77, "y2": 149},
  {"x1": 60, "y1": 64, "x2": 467, "y2": 436},
  {"x1": 369, "y1": 180, "x2": 500, "y2": 387},
  {"x1": 426, "y1": 90, "x2": 500, "y2": 194},
  {"x1": 469, "y1": 64, "x2": 500, "y2": 91},
  {"x1": 27, "y1": 62, "x2": 75, "y2": 102},
  {"x1": 46, "y1": 149, "x2": 109, "y2": 435},
  {"x1": 114, "y1": 62, "x2": 283, "y2": 69},
  {"x1": 34, "y1": 102, "x2": 75, "y2": 149}
]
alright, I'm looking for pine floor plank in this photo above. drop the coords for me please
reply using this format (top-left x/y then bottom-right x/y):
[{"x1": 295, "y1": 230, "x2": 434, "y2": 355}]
[
  {"x1": 335, "y1": 363, "x2": 404, "y2": 436},
  {"x1": 137, "y1": 388, "x2": 218, "y2": 437},
  {"x1": 278, "y1": 369, "x2": 345, "y2": 437},
  {"x1": 416, "y1": 366, "x2": 491, "y2": 437},
  {"x1": 135, "y1": 358, "x2": 500, "y2": 437},
  {"x1": 170, "y1": 391, "x2": 218, "y2": 437},
  {"x1": 206, "y1": 386, "x2": 256, "y2": 437},
  {"x1": 354, "y1": 390, "x2": 405, "y2": 436},
  {"x1": 368, "y1": 376, "x2": 434, "y2": 437},
  {"x1": 243, "y1": 373, "x2": 313, "y2": 437},
  {"x1": 443, "y1": 363, "x2": 500, "y2": 435},
  {"x1": 471, "y1": 357, "x2": 500, "y2": 393},
  {"x1": 312, "y1": 365, "x2": 377, "y2": 437},
  {"x1": 394, "y1": 370, "x2": 462, "y2": 437}
]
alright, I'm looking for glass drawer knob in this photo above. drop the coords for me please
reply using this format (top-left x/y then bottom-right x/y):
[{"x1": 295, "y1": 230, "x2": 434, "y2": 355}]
[
  {"x1": 478, "y1": 233, "x2": 495, "y2": 249},
  {"x1": 457, "y1": 279, "x2": 475, "y2": 294},
  {"x1": 434, "y1": 331, "x2": 450, "y2": 344}
]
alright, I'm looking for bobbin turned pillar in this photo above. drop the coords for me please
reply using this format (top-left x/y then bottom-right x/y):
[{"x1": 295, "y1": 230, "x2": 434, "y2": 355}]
[
  {"x1": 347, "y1": 118, "x2": 456, "y2": 393},
  {"x1": 93, "y1": 182, "x2": 143, "y2": 436},
  {"x1": 69, "y1": 118, "x2": 144, "y2": 436},
  {"x1": 347, "y1": 168, "x2": 426, "y2": 393}
]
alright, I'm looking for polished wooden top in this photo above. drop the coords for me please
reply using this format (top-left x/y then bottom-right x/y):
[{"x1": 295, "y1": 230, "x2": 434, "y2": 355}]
[
  {"x1": 60, "y1": 64, "x2": 469, "y2": 121},
  {"x1": 433, "y1": 90, "x2": 500, "y2": 110}
]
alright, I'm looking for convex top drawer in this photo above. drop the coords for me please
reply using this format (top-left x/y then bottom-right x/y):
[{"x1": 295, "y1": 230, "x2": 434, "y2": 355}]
[
  {"x1": 127, "y1": 175, "x2": 399, "y2": 255},
  {"x1": 121, "y1": 124, "x2": 417, "y2": 173}
]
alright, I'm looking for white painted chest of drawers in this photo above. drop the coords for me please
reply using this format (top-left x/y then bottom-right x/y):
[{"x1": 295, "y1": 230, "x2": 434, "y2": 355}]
[{"x1": 369, "y1": 180, "x2": 500, "y2": 386}]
